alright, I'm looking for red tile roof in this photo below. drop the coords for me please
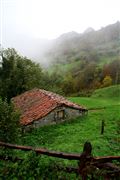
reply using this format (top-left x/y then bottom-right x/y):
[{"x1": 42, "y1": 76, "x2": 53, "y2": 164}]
[{"x1": 12, "y1": 89, "x2": 87, "y2": 125}]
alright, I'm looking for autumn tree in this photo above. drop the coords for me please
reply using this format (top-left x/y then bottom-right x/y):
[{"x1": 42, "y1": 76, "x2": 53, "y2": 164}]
[
  {"x1": 102, "y1": 75, "x2": 112, "y2": 87},
  {"x1": 102, "y1": 59, "x2": 120, "y2": 85}
]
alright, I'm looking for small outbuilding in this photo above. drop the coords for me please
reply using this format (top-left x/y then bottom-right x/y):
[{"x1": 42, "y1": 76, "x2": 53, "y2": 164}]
[{"x1": 12, "y1": 89, "x2": 87, "y2": 129}]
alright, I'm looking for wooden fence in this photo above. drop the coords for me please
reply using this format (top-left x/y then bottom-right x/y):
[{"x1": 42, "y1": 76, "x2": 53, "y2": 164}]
[{"x1": 0, "y1": 141, "x2": 120, "y2": 179}]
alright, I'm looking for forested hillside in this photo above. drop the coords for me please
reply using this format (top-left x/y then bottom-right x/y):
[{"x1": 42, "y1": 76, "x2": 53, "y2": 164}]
[
  {"x1": 0, "y1": 22, "x2": 120, "y2": 99},
  {"x1": 42, "y1": 22, "x2": 120, "y2": 96},
  {"x1": 44, "y1": 21, "x2": 120, "y2": 65}
]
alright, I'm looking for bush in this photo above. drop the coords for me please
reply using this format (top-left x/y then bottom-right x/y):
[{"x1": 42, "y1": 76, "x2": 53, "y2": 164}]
[{"x1": 0, "y1": 152, "x2": 77, "y2": 179}]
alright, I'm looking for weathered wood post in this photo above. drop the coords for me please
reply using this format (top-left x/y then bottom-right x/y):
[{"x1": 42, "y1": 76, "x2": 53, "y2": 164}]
[
  {"x1": 78, "y1": 141, "x2": 92, "y2": 180},
  {"x1": 101, "y1": 120, "x2": 105, "y2": 135}
]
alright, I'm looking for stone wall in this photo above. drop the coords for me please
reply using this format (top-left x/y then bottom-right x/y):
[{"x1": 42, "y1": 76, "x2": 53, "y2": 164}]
[{"x1": 24, "y1": 106, "x2": 87, "y2": 130}]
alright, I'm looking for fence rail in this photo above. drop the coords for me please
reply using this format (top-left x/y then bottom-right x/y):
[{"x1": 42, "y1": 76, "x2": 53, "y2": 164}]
[
  {"x1": 0, "y1": 141, "x2": 120, "y2": 179},
  {"x1": 0, "y1": 141, "x2": 120, "y2": 161}
]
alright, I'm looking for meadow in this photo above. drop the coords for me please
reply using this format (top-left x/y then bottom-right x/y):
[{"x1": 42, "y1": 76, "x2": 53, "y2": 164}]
[
  {"x1": 23, "y1": 85, "x2": 120, "y2": 156},
  {"x1": 0, "y1": 85, "x2": 120, "y2": 179}
]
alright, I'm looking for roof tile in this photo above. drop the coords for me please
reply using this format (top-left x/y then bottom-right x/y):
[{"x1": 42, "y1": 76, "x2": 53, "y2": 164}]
[{"x1": 12, "y1": 89, "x2": 87, "y2": 125}]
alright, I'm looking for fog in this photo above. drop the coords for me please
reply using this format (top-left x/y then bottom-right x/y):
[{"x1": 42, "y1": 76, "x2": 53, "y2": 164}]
[{"x1": 0, "y1": 0, "x2": 120, "y2": 64}]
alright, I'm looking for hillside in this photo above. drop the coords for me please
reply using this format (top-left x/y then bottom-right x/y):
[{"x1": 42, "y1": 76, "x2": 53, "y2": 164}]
[
  {"x1": 69, "y1": 85, "x2": 120, "y2": 109},
  {"x1": 11, "y1": 86, "x2": 119, "y2": 178},
  {"x1": 91, "y1": 85, "x2": 120, "y2": 99},
  {"x1": 22, "y1": 85, "x2": 120, "y2": 153},
  {"x1": 1, "y1": 22, "x2": 120, "y2": 98},
  {"x1": 1, "y1": 85, "x2": 120, "y2": 178},
  {"x1": 43, "y1": 22, "x2": 120, "y2": 96},
  {"x1": 44, "y1": 21, "x2": 120, "y2": 66}
]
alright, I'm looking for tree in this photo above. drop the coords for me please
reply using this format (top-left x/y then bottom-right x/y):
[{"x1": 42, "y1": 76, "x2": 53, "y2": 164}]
[
  {"x1": 0, "y1": 48, "x2": 44, "y2": 101},
  {"x1": 62, "y1": 74, "x2": 75, "y2": 95},
  {"x1": 109, "y1": 59, "x2": 120, "y2": 84},
  {"x1": 81, "y1": 62, "x2": 98, "y2": 89},
  {"x1": 102, "y1": 59, "x2": 120, "y2": 85},
  {"x1": 90, "y1": 80, "x2": 101, "y2": 89},
  {"x1": 0, "y1": 98, "x2": 20, "y2": 143},
  {"x1": 102, "y1": 75, "x2": 112, "y2": 87}
]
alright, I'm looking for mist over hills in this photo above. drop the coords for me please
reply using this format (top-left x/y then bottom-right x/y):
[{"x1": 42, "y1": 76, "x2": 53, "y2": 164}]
[
  {"x1": 43, "y1": 21, "x2": 120, "y2": 66},
  {"x1": 1, "y1": 21, "x2": 120, "y2": 97},
  {"x1": 2, "y1": 21, "x2": 120, "y2": 66},
  {"x1": 2, "y1": 33, "x2": 53, "y2": 63}
]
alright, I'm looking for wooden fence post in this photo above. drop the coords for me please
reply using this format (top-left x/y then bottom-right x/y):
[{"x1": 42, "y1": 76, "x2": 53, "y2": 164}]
[
  {"x1": 101, "y1": 120, "x2": 105, "y2": 135},
  {"x1": 78, "y1": 141, "x2": 92, "y2": 180}
]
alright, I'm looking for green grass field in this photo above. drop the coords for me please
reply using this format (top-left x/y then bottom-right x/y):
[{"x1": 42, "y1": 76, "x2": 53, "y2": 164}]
[
  {"x1": 1, "y1": 85, "x2": 120, "y2": 179},
  {"x1": 23, "y1": 85, "x2": 120, "y2": 157}
]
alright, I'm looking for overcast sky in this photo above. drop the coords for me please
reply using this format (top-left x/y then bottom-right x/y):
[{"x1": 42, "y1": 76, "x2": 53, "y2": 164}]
[{"x1": 0, "y1": 0, "x2": 120, "y2": 57}]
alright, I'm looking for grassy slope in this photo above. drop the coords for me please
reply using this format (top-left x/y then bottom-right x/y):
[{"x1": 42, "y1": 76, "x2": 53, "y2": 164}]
[
  {"x1": 69, "y1": 85, "x2": 120, "y2": 109},
  {"x1": 23, "y1": 85, "x2": 120, "y2": 157},
  {"x1": 1, "y1": 85, "x2": 119, "y2": 178},
  {"x1": 92, "y1": 85, "x2": 120, "y2": 99}
]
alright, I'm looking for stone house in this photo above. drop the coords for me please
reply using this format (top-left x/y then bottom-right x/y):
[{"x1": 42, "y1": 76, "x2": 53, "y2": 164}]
[{"x1": 12, "y1": 89, "x2": 88, "y2": 129}]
